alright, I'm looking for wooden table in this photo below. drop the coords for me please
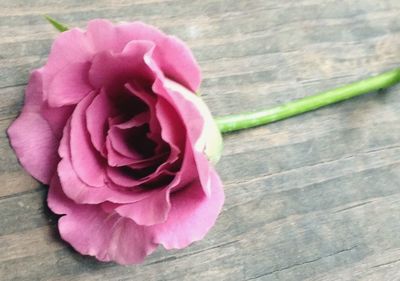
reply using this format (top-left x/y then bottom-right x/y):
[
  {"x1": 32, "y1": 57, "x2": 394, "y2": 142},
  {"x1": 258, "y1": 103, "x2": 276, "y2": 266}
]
[{"x1": 1, "y1": 0, "x2": 400, "y2": 280}]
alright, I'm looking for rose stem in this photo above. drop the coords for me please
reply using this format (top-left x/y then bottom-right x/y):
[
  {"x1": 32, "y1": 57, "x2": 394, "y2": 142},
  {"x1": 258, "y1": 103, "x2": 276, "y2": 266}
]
[{"x1": 215, "y1": 68, "x2": 400, "y2": 133}]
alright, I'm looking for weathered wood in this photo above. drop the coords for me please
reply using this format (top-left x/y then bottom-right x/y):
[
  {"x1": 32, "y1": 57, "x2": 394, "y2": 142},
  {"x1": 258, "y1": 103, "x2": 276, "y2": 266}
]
[{"x1": 1, "y1": 0, "x2": 400, "y2": 280}]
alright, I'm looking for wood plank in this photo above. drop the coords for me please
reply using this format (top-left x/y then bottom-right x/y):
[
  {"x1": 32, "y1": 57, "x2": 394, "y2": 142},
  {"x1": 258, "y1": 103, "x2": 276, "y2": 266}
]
[{"x1": 1, "y1": 0, "x2": 400, "y2": 280}]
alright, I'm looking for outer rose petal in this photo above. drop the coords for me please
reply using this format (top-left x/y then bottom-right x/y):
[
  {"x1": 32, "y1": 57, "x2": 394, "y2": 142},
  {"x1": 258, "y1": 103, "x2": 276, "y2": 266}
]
[
  {"x1": 7, "y1": 70, "x2": 58, "y2": 184},
  {"x1": 88, "y1": 40, "x2": 156, "y2": 90},
  {"x1": 60, "y1": 208, "x2": 157, "y2": 265},
  {"x1": 86, "y1": 19, "x2": 201, "y2": 91},
  {"x1": 8, "y1": 111, "x2": 58, "y2": 184},
  {"x1": 152, "y1": 36, "x2": 201, "y2": 92},
  {"x1": 22, "y1": 69, "x2": 43, "y2": 108},
  {"x1": 23, "y1": 66, "x2": 74, "y2": 139},
  {"x1": 47, "y1": 62, "x2": 93, "y2": 107},
  {"x1": 48, "y1": 177, "x2": 157, "y2": 264},
  {"x1": 42, "y1": 28, "x2": 93, "y2": 105},
  {"x1": 48, "y1": 171, "x2": 223, "y2": 264},
  {"x1": 106, "y1": 187, "x2": 171, "y2": 226},
  {"x1": 48, "y1": 175, "x2": 72, "y2": 214},
  {"x1": 152, "y1": 78, "x2": 214, "y2": 196},
  {"x1": 151, "y1": 169, "x2": 224, "y2": 249},
  {"x1": 41, "y1": 103, "x2": 73, "y2": 139},
  {"x1": 164, "y1": 79, "x2": 223, "y2": 164}
]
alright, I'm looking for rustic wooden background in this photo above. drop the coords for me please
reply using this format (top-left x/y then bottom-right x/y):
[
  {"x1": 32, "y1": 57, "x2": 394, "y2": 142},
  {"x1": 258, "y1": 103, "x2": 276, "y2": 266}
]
[{"x1": 1, "y1": 0, "x2": 400, "y2": 280}]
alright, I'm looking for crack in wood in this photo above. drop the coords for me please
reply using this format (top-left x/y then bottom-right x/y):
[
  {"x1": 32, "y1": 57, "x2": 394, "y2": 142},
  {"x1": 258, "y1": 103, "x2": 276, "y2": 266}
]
[
  {"x1": 0, "y1": 83, "x2": 27, "y2": 90},
  {"x1": 372, "y1": 258, "x2": 400, "y2": 268},
  {"x1": 224, "y1": 145, "x2": 400, "y2": 188},
  {"x1": 145, "y1": 239, "x2": 240, "y2": 266},
  {"x1": 245, "y1": 246, "x2": 358, "y2": 280},
  {"x1": 334, "y1": 201, "x2": 373, "y2": 213}
]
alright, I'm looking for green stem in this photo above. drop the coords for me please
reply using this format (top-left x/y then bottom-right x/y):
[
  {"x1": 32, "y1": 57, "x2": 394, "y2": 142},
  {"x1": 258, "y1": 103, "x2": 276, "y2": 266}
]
[{"x1": 216, "y1": 68, "x2": 400, "y2": 133}]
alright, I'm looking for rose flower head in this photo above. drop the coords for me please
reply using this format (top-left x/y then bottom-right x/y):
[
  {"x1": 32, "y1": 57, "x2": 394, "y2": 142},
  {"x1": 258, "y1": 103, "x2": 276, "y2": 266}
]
[{"x1": 8, "y1": 19, "x2": 224, "y2": 264}]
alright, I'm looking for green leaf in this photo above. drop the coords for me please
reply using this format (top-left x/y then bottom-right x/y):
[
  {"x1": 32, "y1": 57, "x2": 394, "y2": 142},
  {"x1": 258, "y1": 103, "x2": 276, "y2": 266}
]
[{"x1": 44, "y1": 15, "x2": 69, "y2": 32}]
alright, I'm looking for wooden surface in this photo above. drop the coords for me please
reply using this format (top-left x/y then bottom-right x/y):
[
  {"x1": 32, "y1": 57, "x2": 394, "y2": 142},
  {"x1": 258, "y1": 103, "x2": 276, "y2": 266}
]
[{"x1": 1, "y1": 0, "x2": 400, "y2": 280}]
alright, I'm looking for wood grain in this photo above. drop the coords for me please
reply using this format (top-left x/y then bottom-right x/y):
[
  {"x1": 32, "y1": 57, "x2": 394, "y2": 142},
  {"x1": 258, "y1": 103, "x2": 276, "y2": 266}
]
[{"x1": 1, "y1": 0, "x2": 400, "y2": 280}]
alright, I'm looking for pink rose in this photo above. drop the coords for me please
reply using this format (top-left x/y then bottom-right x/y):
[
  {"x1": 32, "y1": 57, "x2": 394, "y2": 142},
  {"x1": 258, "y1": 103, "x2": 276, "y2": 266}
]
[{"x1": 8, "y1": 19, "x2": 224, "y2": 264}]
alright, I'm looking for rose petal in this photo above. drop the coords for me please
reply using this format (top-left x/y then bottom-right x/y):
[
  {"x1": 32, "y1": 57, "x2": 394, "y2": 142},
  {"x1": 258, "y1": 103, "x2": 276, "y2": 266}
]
[
  {"x1": 164, "y1": 79, "x2": 223, "y2": 164},
  {"x1": 105, "y1": 187, "x2": 171, "y2": 226},
  {"x1": 42, "y1": 28, "x2": 93, "y2": 104},
  {"x1": 125, "y1": 83, "x2": 165, "y2": 154},
  {"x1": 47, "y1": 181, "x2": 157, "y2": 265},
  {"x1": 23, "y1": 69, "x2": 44, "y2": 109},
  {"x1": 22, "y1": 68, "x2": 74, "y2": 139},
  {"x1": 107, "y1": 136, "x2": 208, "y2": 225},
  {"x1": 112, "y1": 111, "x2": 149, "y2": 129},
  {"x1": 86, "y1": 19, "x2": 200, "y2": 91},
  {"x1": 58, "y1": 121, "x2": 152, "y2": 204},
  {"x1": 7, "y1": 70, "x2": 58, "y2": 184},
  {"x1": 153, "y1": 78, "x2": 213, "y2": 196},
  {"x1": 106, "y1": 137, "x2": 162, "y2": 168},
  {"x1": 165, "y1": 138, "x2": 198, "y2": 193},
  {"x1": 106, "y1": 164, "x2": 174, "y2": 188},
  {"x1": 8, "y1": 111, "x2": 58, "y2": 184},
  {"x1": 85, "y1": 90, "x2": 112, "y2": 154},
  {"x1": 106, "y1": 136, "x2": 168, "y2": 168},
  {"x1": 150, "y1": 169, "x2": 224, "y2": 249},
  {"x1": 88, "y1": 40, "x2": 155, "y2": 90},
  {"x1": 47, "y1": 62, "x2": 93, "y2": 107},
  {"x1": 86, "y1": 19, "x2": 128, "y2": 53},
  {"x1": 151, "y1": 36, "x2": 201, "y2": 92},
  {"x1": 58, "y1": 156, "x2": 152, "y2": 205},
  {"x1": 150, "y1": 94, "x2": 185, "y2": 177},
  {"x1": 105, "y1": 166, "x2": 144, "y2": 187},
  {"x1": 60, "y1": 209, "x2": 157, "y2": 265},
  {"x1": 163, "y1": 84, "x2": 213, "y2": 194},
  {"x1": 41, "y1": 103, "x2": 73, "y2": 139},
  {"x1": 105, "y1": 138, "x2": 137, "y2": 167},
  {"x1": 155, "y1": 96, "x2": 185, "y2": 154},
  {"x1": 47, "y1": 175, "x2": 72, "y2": 214},
  {"x1": 107, "y1": 135, "x2": 207, "y2": 226},
  {"x1": 69, "y1": 92, "x2": 106, "y2": 187},
  {"x1": 107, "y1": 112, "x2": 151, "y2": 159}
]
